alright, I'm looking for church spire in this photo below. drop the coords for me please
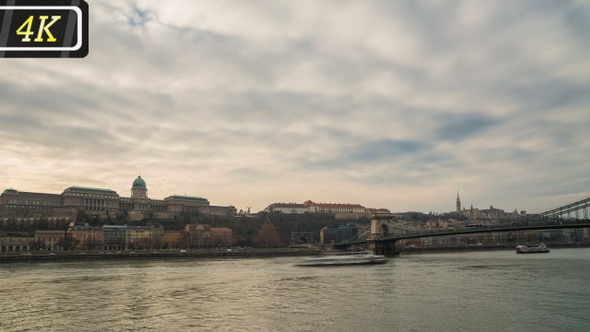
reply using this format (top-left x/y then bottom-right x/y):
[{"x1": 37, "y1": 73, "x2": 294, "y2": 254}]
[{"x1": 456, "y1": 191, "x2": 461, "y2": 212}]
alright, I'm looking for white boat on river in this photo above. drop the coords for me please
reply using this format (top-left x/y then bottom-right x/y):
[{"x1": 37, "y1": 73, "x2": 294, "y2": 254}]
[
  {"x1": 516, "y1": 243, "x2": 550, "y2": 254},
  {"x1": 296, "y1": 250, "x2": 387, "y2": 266}
]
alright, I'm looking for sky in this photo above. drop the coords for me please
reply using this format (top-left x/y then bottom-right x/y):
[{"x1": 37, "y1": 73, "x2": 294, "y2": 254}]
[{"x1": 1, "y1": 0, "x2": 589, "y2": 214}]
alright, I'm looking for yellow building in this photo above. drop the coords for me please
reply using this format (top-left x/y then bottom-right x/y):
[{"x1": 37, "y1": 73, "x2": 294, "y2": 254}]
[
  {"x1": 126, "y1": 225, "x2": 164, "y2": 249},
  {"x1": 68, "y1": 224, "x2": 104, "y2": 250},
  {"x1": 34, "y1": 230, "x2": 65, "y2": 251},
  {"x1": 163, "y1": 231, "x2": 182, "y2": 249}
]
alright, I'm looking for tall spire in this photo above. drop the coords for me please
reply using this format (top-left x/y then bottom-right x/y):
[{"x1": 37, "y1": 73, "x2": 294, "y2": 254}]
[{"x1": 456, "y1": 191, "x2": 461, "y2": 212}]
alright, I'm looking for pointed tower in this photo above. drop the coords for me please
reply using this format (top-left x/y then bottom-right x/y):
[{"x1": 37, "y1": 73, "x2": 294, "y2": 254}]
[{"x1": 456, "y1": 191, "x2": 461, "y2": 212}]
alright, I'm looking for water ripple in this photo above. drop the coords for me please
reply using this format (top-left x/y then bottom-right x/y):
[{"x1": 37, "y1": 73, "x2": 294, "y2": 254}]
[{"x1": 1, "y1": 250, "x2": 590, "y2": 331}]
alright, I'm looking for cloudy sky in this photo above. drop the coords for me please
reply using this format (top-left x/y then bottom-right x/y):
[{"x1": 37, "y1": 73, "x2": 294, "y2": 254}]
[{"x1": 1, "y1": 0, "x2": 589, "y2": 214}]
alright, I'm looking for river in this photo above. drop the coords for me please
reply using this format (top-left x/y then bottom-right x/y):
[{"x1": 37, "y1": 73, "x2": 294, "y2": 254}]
[{"x1": 1, "y1": 248, "x2": 589, "y2": 331}]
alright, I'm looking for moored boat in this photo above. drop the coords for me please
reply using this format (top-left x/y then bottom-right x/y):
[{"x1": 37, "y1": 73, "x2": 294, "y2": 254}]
[
  {"x1": 516, "y1": 243, "x2": 550, "y2": 254},
  {"x1": 296, "y1": 250, "x2": 387, "y2": 266}
]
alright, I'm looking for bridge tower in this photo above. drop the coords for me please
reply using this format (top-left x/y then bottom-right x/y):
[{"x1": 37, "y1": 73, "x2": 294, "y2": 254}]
[{"x1": 368, "y1": 212, "x2": 398, "y2": 256}]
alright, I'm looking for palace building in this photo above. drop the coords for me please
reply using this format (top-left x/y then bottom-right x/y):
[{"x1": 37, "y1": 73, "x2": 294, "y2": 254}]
[
  {"x1": 454, "y1": 191, "x2": 524, "y2": 220},
  {"x1": 262, "y1": 200, "x2": 390, "y2": 220},
  {"x1": 0, "y1": 176, "x2": 236, "y2": 222}
]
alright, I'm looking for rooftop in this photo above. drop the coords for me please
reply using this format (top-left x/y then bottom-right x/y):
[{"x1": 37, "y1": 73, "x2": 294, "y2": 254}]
[
  {"x1": 164, "y1": 195, "x2": 208, "y2": 202},
  {"x1": 132, "y1": 176, "x2": 146, "y2": 188},
  {"x1": 63, "y1": 186, "x2": 118, "y2": 194}
]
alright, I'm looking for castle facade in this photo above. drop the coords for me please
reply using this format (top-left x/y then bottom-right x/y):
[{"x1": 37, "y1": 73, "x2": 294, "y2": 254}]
[{"x1": 0, "y1": 176, "x2": 236, "y2": 222}]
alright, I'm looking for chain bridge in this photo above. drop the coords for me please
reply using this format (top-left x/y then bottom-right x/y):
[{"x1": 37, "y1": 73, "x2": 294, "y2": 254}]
[{"x1": 336, "y1": 195, "x2": 590, "y2": 255}]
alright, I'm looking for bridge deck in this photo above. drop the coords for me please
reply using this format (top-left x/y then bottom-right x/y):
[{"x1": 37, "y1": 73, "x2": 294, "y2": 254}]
[{"x1": 338, "y1": 221, "x2": 590, "y2": 247}]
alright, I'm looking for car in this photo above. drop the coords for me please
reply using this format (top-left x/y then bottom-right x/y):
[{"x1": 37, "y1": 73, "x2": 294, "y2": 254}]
[
  {"x1": 21, "y1": 252, "x2": 32, "y2": 256},
  {"x1": 179, "y1": 250, "x2": 187, "y2": 253},
  {"x1": 50, "y1": 253, "x2": 56, "y2": 256}
]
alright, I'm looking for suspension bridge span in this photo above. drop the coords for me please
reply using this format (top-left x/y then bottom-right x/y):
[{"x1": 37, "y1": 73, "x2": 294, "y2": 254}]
[{"x1": 336, "y1": 195, "x2": 590, "y2": 255}]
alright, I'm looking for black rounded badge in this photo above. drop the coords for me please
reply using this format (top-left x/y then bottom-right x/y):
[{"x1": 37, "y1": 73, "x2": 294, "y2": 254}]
[{"x1": 0, "y1": 0, "x2": 88, "y2": 58}]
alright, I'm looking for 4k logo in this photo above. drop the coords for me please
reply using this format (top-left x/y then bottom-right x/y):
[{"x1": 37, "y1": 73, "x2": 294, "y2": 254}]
[
  {"x1": 0, "y1": 1, "x2": 88, "y2": 58},
  {"x1": 16, "y1": 15, "x2": 62, "y2": 42}
]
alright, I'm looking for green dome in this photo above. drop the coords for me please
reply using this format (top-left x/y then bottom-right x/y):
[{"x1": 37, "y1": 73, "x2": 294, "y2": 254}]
[{"x1": 132, "y1": 176, "x2": 146, "y2": 188}]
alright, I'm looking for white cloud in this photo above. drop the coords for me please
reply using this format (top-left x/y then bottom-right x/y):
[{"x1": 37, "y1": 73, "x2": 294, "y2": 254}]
[{"x1": 1, "y1": 0, "x2": 589, "y2": 214}]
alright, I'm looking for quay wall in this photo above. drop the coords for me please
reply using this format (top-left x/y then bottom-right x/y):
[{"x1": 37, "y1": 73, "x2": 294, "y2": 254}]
[{"x1": 0, "y1": 248, "x2": 322, "y2": 262}]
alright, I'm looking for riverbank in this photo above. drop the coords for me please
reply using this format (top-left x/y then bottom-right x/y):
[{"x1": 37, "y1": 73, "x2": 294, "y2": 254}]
[
  {"x1": 0, "y1": 247, "x2": 323, "y2": 262},
  {"x1": 399, "y1": 242, "x2": 590, "y2": 254},
  {"x1": 4, "y1": 243, "x2": 590, "y2": 262}
]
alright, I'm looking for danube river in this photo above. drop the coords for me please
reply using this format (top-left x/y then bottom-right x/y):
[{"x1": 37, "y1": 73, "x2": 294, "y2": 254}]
[{"x1": 1, "y1": 249, "x2": 589, "y2": 331}]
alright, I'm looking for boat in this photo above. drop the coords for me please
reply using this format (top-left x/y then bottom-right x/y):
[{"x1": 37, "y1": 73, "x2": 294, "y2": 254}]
[
  {"x1": 296, "y1": 250, "x2": 387, "y2": 266},
  {"x1": 516, "y1": 243, "x2": 550, "y2": 254}
]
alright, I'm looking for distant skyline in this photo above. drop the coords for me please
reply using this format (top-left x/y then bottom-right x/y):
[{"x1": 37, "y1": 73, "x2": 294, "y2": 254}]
[{"x1": 1, "y1": 1, "x2": 589, "y2": 214}]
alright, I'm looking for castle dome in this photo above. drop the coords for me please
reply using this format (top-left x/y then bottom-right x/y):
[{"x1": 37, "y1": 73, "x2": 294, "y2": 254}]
[{"x1": 132, "y1": 176, "x2": 146, "y2": 188}]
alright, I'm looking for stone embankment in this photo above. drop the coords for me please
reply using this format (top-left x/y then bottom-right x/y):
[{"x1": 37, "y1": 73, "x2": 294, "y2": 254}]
[
  {"x1": 0, "y1": 247, "x2": 323, "y2": 262},
  {"x1": 400, "y1": 242, "x2": 590, "y2": 253}
]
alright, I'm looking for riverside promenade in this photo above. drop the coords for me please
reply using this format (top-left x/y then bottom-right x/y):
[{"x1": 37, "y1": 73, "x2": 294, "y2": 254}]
[{"x1": 0, "y1": 247, "x2": 323, "y2": 262}]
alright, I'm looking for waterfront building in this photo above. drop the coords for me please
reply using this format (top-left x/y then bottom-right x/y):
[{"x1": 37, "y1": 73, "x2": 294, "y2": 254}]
[
  {"x1": 0, "y1": 236, "x2": 33, "y2": 252},
  {"x1": 34, "y1": 230, "x2": 66, "y2": 251},
  {"x1": 2, "y1": 219, "x2": 235, "y2": 251},
  {"x1": 320, "y1": 224, "x2": 358, "y2": 245},
  {"x1": 0, "y1": 216, "x2": 71, "y2": 231},
  {"x1": 66, "y1": 224, "x2": 177, "y2": 250},
  {"x1": 103, "y1": 225, "x2": 127, "y2": 250},
  {"x1": 290, "y1": 231, "x2": 315, "y2": 245},
  {"x1": 185, "y1": 224, "x2": 233, "y2": 247},
  {"x1": 210, "y1": 227, "x2": 233, "y2": 247},
  {"x1": 126, "y1": 225, "x2": 164, "y2": 249},
  {"x1": 68, "y1": 224, "x2": 104, "y2": 250},
  {"x1": 0, "y1": 175, "x2": 237, "y2": 223},
  {"x1": 163, "y1": 231, "x2": 181, "y2": 249}
]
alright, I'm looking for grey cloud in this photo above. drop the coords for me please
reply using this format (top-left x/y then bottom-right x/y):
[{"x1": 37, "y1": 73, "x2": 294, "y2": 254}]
[
  {"x1": 349, "y1": 139, "x2": 426, "y2": 162},
  {"x1": 435, "y1": 113, "x2": 501, "y2": 142},
  {"x1": 1, "y1": 1, "x2": 589, "y2": 213}
]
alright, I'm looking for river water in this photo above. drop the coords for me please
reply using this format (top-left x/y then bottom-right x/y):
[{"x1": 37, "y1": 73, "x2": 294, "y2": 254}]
[{"x1": 1, "y1": 248, "x2": 589, "y2": 332}]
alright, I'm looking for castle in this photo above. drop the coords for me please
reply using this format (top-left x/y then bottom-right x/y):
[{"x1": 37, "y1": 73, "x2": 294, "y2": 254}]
[
  {"x1": 0, "y1": 176, "x2": 236, "y2": 222},
  {"x1": 455, "y1": 191, "x2": 524, "y2": 220}
]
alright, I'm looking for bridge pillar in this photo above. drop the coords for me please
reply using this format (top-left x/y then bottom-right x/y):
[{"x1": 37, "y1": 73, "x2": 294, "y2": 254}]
[
  {"x1": 368, "y1": 212, "x2": 398, "y2": 256},
  {"x1": 368, "y1": 240, "x2": 399, "y2": 256},
  {"x1": 370, "y1": 212, "x2": 394, "y2": 239}
]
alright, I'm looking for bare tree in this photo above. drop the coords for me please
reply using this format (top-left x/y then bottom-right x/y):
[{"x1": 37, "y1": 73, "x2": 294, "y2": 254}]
[{"x1": 257, "y1": 223, "x2": 281, "y2": 247}]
